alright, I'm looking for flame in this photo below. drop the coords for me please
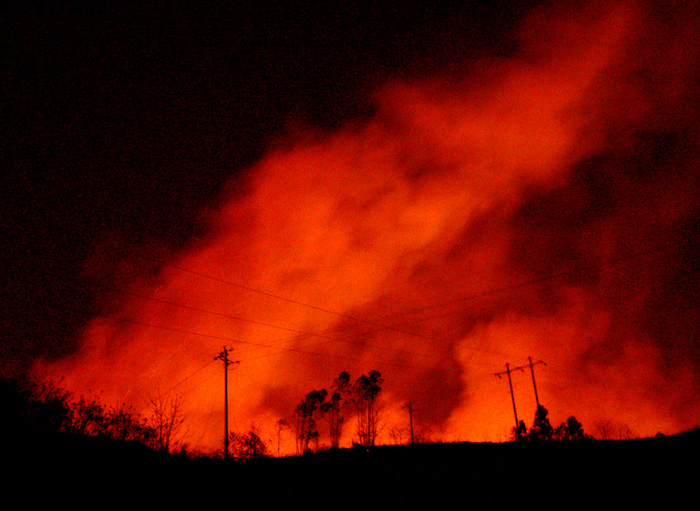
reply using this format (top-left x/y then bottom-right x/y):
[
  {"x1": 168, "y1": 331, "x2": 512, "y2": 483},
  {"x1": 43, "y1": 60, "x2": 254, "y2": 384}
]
[{"x1": 37, "y1": 0, "x2": 700, "y2": 452}]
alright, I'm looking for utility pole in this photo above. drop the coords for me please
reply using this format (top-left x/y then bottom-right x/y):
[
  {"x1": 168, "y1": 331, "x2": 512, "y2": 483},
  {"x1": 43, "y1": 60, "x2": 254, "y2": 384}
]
[
  {"x1": 215, "y1": 346, "x2": 239, "y2": 460},
  {"x1": 495, "y1": 363, "x2": 522, "y2": 432},
  {"x1": 527, "y1": 356, "x2": 546, "y2": 408},
  {"x1": 403, "y1": 401, "x2": 416, "y2": 445},
  {"x1": 495, "y1": 357, "x2": 547, "y2": 433}
]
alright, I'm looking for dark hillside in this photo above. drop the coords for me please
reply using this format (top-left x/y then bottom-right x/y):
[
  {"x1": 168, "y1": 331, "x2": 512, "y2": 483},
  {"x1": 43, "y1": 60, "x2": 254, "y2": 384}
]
[{"x1": 2, "y1": 427, "x2": 698, "y2": 509}]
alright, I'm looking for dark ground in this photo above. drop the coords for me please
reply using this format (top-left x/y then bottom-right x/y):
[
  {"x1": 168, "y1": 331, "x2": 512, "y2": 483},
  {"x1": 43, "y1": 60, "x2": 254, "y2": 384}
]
[{"x1": 2, "y1": 427, "x2": 698, "y2": 510}]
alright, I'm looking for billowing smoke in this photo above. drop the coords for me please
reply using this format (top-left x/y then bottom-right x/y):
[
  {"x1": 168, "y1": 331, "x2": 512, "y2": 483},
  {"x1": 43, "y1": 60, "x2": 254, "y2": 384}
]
[{"x1": 37, "y1": 0, "x2": 700, "y2": 451}]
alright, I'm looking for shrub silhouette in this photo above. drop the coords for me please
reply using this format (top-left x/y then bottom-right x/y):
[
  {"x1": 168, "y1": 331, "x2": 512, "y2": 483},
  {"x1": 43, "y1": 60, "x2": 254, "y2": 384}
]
[
  {"x1": 511, "y1": 420, "x2": 528, "y2": 441},
  {"x1": 555, "y1": 416, "x2": 591, "y2": 440},
  {"x1": 229, "y1": 425, "x2": 269, "y2": 461},
  {"x1": 0, "y1": 375, "x2": 155, "y2": 447},
  {"x1": 513, "y1": 405, "x2": 591, "y2": 442}
]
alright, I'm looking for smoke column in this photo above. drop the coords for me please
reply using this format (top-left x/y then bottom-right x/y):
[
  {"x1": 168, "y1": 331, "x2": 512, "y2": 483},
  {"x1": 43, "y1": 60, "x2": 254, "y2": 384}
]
[{"x1": 37, "y1": 0, "x2": 700, "y2": 451}]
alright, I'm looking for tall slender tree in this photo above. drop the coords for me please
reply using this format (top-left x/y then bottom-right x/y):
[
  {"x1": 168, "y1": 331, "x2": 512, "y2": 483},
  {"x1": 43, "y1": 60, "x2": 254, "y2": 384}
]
[
  {"x1": 354, "y1": 371, "x2": 383, "y2": 447},
  {"x1": 322, "y1": 371, "x2": 353, "y2": 449},
  {"x1": 294, "y1": 389, "x2": 328, "y2": 454},
  {"x1": 147, "y1": 393, "x2": 189, "y2": 453}
]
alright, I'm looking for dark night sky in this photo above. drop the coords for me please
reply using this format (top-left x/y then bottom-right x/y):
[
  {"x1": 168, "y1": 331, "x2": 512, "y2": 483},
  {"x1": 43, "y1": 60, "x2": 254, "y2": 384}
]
[{"x1": 2, "y1": 2, "x2": 542, "y2": 370}]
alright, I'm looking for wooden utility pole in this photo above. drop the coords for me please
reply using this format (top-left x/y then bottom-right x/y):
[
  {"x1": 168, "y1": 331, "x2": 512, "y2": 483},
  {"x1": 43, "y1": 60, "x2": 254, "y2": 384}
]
[
  {"x1": 495, "y1": 357, "x2": 547, "y2": 432},
  {"x1": 215, "y1": 346, "x2": 238, "y2": 460},
  {"x1": 403, "y1": 401, "x2": 416, "y2": 445},
  {"x1": 495, "y1": 363, "x2": 521, "y2": 431},
  {"x1": 528, "y1": 356, "x2": 546, "y2": 408}
]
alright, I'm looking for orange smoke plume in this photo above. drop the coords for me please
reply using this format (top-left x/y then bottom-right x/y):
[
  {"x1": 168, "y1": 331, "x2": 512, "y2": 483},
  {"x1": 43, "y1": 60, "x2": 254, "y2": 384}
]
[{"x1": 37, "y1": 0, "x2": 700, "y2": 452}]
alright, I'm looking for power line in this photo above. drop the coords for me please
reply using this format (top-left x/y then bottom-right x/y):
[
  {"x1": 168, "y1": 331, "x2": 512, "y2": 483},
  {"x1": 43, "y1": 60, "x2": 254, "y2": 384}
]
[
  {"x1": 22, "y1": 226, "x2": 676, "y2": 367},
  {"x1": 139, "y1": 239, "x2": 671, "y2": 320},
  {"x1": 129, "y1": 241, "x2": 673, "y2": 355},
  {"x1": 155, "y1": 359, "x2": 217, "y2": 399},
  {"x1": 108, "y1": 285, "x2": 457, "y2": 361},
  {"x1": 248, "y1": 241, "x2": 676, "y2": 360},
  {"x1": 25, "y1": 237, "x2": 678, "y2": 382},
  {"x1": 39, "y1": 300, "x2": 433, "y2": 370},
  {"x1": 26, "y1": 236, "x2": 674, "y2": 377},
  {"x1": 37, "y1": 267, "x2": 523, "y2": 362}
]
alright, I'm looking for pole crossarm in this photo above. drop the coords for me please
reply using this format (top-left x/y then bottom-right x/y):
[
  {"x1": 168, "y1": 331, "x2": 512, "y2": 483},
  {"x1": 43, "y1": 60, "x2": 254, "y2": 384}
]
[
  {"x1": 494, "y1": 358, "x2": 545, "y2": 377},
  {"x1": 215, "y1": 345, "x2": 240, "y2": 368}
]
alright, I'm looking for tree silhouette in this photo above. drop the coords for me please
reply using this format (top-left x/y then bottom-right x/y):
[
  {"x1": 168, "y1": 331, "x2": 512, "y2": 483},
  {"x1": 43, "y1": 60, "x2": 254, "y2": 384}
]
[
  {"x1": 353, "y1": 370, "x2": 383, "y2": 447},
  {"x1": 1, "y1": 376, "x2": 36, "y2": 433},
  {"x1": 322, "y1": 371, "x2": 353, "y2": 449},
  {"x1": 1, "y1": 376, "x2": 75, "y2": 434},
  {"x1": 0, "y1": 375, "x2": 160, "y2": 447},
  {"x1": 70, "y1": 396, "x2": 108, "y2": 436},
  {"x1": 229, "y1": 425, "x2": 269, "y2": 461},
  {"x1": 527, "y1": 405, "x2": 554, "y2": 441},
  {"x1": 35, "y1": 380, "x2": 74, "y2": 431},
  {"x1": 106, "y1": 405, "x2": 154, "y2": 443},
  {"x1": 511, "y1": 420, "x2": 528, "y2": 442},
  {"x1": 275, "y1": 418, "x2": 291, "y2": 457},
  {"x1": 294, "y1": 388, "x2": 328, "y2": 454},
  {"x1": 147, "y1": 393, "x2": 189, "y2": 453},
  {"x1": 555, "y1": 416, "x2": 591, "y2": 440}
]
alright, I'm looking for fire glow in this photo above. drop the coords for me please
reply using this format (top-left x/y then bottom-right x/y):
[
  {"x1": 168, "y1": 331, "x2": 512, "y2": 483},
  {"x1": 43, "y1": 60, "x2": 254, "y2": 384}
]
[{"x1": 37, "y1": 1, "x2": 700, "y2": 453}]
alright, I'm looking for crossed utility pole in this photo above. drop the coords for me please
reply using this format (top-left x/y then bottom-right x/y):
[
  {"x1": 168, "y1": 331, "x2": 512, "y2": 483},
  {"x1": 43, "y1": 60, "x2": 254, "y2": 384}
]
[
  {"x1": 215, "y1": 346, "x2": 239, "y2": 460},
  {"x1": 495, "y1": 356, "x2": 546, "y2": 431}
]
